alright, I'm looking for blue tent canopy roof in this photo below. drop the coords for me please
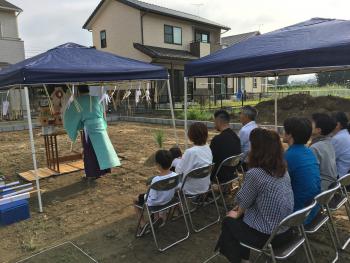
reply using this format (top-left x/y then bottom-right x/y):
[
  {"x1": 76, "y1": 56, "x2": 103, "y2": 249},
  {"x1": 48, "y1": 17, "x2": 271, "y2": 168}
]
[
  {"x1": 0, "y1": 43, "x2": 168, "y2": 88},
  {"x1": 184, "y1": 18, "x2": 350, "y2": 77}
]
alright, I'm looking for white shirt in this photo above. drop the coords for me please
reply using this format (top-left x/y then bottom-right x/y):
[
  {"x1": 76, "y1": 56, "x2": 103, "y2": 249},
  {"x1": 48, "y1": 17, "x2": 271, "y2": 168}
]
[
  {"x1": 171, "y1": 158, "x2": 181, "y2": 169},
  {"x1": 331, "y1": 129, "x2": 350, "y2": 177},
  {"x1": 176, "y1": 145, "x2": 213, "y2": 195},
  {"x1": 147, "y1": 172, "x2": 178, "y2": 206},
  {"x1": 239, "y1": 121, "x2": 258, "y2": 162}
]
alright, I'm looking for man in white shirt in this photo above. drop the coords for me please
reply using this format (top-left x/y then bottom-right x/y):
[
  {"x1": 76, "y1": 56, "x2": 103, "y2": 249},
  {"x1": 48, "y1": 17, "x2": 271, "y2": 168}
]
[
  {"x1": 238, "y1": 106, "x2": 258, "y2": 169},
  {"x1": 331, "y1": 112, "x2": 350, "y2": 177}
]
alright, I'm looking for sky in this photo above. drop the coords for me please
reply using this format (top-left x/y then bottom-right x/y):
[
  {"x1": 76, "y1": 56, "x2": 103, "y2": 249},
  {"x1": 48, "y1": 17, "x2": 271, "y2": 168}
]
[
  {"x1": 10, "y1": 0, "x2": 350, "y2": 58},
  {"x1": 7, "y1": 0, "x2": 350, "y2": 81}
]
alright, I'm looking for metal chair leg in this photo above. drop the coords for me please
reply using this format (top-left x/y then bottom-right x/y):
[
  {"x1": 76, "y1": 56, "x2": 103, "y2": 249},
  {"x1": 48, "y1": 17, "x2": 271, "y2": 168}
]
[
  {"x1": 302, "y1": 226, "x2": 315, "y2": 263},
  {"x1": 202, "y1": 252, "x2": 220, "y2": 263},
  {"x1": 327, "y1": 206, "x2": 342, "y2": 249},
  {"x1": 182, "y1": 189, "x2": 221, "y2": 233},
  {"x1": 135, "y1": 205, "x2": 146, "y2": 237},
  {"x1": 146, "y1": 206, "x2": 160, "y2": 250},
  {"x1": 268, "y1": 244, "x2": 277, "y2": 263},
  {"x1": 216, "y1": 177, "x2": 228, "y2": 213},
  {"x1": 182, "y1": 192, "x2": 197, "y2": 232},
  {"x1": 326, "y1": 220, "x2": 339, "y2": 263},
  {"x1": 302, "y1": 242, "x2": 313, "y2": 263}
]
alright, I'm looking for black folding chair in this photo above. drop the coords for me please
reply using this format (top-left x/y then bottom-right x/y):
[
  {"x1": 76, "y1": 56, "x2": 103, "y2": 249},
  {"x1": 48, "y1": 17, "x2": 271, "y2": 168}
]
[
  {"x1": 213, "y1": 154, "x2": 244, "y2": 212},
  {"x1": 135, "y1": 174, "x2": 190, "y2": 252},
  {"x1": 240, "y1": 201, "x2": 317, "y2": 263},
  {"x1": 305, "y1": 183, "x2": 341, "y2": 263},
  {"x1": 329, "y1": 173, "x2": 350, "y2": 250},
  {"x1": 181, "y1": 164, "x2": 221, "y2": 233}
]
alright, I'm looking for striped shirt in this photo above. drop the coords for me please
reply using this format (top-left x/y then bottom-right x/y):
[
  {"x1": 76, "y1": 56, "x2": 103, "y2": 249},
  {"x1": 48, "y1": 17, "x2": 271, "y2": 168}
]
[{"x1": 235, "y1": 168, "x2": 294, "y2": 234}]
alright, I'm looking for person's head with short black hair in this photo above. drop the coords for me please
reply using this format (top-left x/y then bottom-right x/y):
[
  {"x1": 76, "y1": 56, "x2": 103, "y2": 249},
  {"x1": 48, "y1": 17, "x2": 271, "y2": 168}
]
[
  {"x1": 214, "y1": 109, "x2": 230, "y2": 132},
  {"x1": 155, "y1": 150, "x2": 173, "y2": 171},
  {"x1": 283, "y1": 117, "x2": 312, "y2": 145},
  {"x1": 240, "y1": 105, "x2": 258, "y2": 125},
  {"x1": 78, "y1": 85, "x2": 89, "y2": 94},
  {"x1": 188, "y1": 122, "x2": 208, "y2": 146},
  {"x1": 169, "y1": 146, "x2": 182, "y2": 160},
  {"x1": 332, "y1": 112, "x2": 350, "y2": 133},
  {"x1": 311, "y1": 113, "x2": 337, "y2": 136}
]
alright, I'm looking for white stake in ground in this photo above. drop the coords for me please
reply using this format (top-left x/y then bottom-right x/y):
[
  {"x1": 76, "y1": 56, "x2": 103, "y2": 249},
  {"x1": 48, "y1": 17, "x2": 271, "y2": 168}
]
[
  {"x1": 184, "y1": 77, "x2": 188, "y2": 149},
  {"x1": 274, "y1": 75, "x2": 278, "y2": 131},
  {"x1": 166, "y1": 79, "x2": 178, "y2": 145}
]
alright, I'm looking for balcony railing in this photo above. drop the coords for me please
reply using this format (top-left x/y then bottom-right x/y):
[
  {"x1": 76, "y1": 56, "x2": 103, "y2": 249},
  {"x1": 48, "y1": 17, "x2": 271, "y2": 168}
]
[{"x1": 190, "y1": 41, "x2": 210, "y2": 57}]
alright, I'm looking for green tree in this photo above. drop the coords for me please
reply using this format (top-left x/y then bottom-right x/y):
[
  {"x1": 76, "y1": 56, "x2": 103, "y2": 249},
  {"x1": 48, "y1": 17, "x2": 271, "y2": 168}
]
[{"x1": 316, "y1": 70, "x2": 350, "y2": 86}]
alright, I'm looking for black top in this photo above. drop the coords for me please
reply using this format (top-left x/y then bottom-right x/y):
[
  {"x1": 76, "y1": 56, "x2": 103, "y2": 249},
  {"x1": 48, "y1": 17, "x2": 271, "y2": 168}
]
[{"x1": 210, "y1": 128, "x2": 241, "y2": 183}]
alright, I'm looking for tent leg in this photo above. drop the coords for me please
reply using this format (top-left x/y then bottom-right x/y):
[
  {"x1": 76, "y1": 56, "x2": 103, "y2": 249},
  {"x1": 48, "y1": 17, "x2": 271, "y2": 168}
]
[
  {"x1": 166, "y1": 79, "x2": 178, "y2": 145},
  {"x1": 184, "y1": 77, "x2": 188, "y2": 149},
  {"x1": 24, "y1": 86, "x2": 43, "y2": 213},
  {"x1": 274, "y1": 76, "x2": 278, "y2": 131}
]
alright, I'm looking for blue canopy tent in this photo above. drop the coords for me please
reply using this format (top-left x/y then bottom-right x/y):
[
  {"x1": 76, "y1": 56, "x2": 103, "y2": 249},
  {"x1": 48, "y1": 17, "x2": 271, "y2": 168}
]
[
  {"x1": 184, "y1": 18, "x2": 350, "y2": 145},
  {"x1": 0, "y1": 43, "x2": 175, "y2": 212}
]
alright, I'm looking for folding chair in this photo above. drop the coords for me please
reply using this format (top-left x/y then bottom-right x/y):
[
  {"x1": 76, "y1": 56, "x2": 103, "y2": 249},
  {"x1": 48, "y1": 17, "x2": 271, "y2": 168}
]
[
  {"x1": 240, "y1": 200, "x2": 317, "y2": 263},
  {"x1": 181, "y1": 164, "x2": 221, "y2": 233},
  {"x1": 329, "y1": 173, "x2": 350, "y2": 250},
  {"x1": 305, "y1": 183, "x2": 340, "y2": 263},
  {"x1": 135, "y1": 174, "x2": 190, "y2": 252},
  {"x1": 213, "y1": 154, "x2": 244, "y2": 212}
]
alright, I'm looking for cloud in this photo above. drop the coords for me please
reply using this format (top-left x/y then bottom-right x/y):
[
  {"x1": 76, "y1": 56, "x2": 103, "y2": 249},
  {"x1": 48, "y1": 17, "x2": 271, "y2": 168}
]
[{"x1": 8, "y1": 0, "x2": 350, "y2": 57}]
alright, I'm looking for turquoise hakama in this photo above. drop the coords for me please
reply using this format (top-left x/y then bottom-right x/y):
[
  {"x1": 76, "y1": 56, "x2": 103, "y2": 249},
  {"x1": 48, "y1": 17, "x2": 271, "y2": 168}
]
[{"x1": 64, "y1": 95, "x2": 120, "y2": 172}]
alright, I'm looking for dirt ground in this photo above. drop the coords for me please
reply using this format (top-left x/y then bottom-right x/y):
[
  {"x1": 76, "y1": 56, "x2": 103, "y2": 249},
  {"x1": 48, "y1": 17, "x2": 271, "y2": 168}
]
[
  {"x1": 0, "y1": 122, "x2": 350, "y2": 263},
  {"x1": 255, "y1": 94, "x2": 350, "y2": 125}
]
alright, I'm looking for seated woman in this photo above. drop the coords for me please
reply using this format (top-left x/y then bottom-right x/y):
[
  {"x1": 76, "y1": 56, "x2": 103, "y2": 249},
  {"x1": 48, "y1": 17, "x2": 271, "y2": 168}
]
[
  {"x1": 331, "y1": 112, "x2": 350, "y2": 178},
  {"x1": 215, "y1": 128, "x2": 294, "y2": 263},
  {"x1": 176, "y1": 122, "x2": 213, "y2": 195}
]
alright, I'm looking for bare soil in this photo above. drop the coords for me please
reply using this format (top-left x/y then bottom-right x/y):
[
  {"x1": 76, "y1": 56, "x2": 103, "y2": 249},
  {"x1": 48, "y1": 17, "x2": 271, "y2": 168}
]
[
  {"x1": 0, "y1": 122, "x2": 349, "y2": 263},
  {"x1": 255, "y1": 94, "x2": 350, "y2": 124}
]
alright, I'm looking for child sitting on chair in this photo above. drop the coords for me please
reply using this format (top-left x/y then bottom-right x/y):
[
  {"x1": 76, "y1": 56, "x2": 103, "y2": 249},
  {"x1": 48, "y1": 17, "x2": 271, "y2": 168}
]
[
  {"x1": 134, "y1": 149, "x2": 177, "y2": 235},
  {"x1": 169, "y1": 146, "x2": 182, "y2": 172}
]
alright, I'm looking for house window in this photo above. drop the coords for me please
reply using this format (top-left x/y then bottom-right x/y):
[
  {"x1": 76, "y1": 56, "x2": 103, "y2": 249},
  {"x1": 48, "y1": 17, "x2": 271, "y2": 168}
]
[
  {"x1": 100, "y1": 30, "x2": 107, "y2": 48},
  {"x1": 253, "y1": 78, "x2": 257, "y2": 89},
  {"x1": 164, "y1": 25, "x2": 182, "y2": 45},
  {"x1": 195, "y1": 31, "x2": 210, "y2": 43}
]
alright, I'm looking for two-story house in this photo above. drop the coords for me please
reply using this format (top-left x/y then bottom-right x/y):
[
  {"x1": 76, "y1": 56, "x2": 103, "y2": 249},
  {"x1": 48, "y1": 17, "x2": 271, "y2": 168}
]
[
  {"x1": 0, "y1": 0, "x2": 24, "y2": 68},
  {"x1": 83, "y1": 0, "x2": 230, "y2": 102},
  {"x1": 221, "y1": 31, "x2": 268, "y2": 95}
]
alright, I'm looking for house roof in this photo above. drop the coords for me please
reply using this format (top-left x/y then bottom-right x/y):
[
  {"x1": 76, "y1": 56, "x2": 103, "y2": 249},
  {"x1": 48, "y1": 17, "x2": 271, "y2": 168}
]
[
  {"x1": 221, "y1": 31, "x2": 260, "y2": 47},
  {"x1": 83, "y1": 0, "x2": 230, "y2": 30},
  {"x1": 133, "y1": 43, "x2": 198, "y2": 61},
  {"x1": 0, "y1": 0, "x2": 22, "y2": 12}
]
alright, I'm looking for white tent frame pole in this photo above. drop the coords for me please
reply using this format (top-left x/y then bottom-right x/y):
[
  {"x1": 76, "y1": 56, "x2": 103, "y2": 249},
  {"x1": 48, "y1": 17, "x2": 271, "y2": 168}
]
[
  {"x1": 166, "y1": 79, "x2": 179, "y2": 145},
  {"x1": 184, "y1": 77, "x2": 188, "y2": 149},
  {"x1": 24, "y1": 86, "x2": 43, "y2": 212},
  {"x1": 274, "y1": 75, "x2": 278, "y2": 131}
]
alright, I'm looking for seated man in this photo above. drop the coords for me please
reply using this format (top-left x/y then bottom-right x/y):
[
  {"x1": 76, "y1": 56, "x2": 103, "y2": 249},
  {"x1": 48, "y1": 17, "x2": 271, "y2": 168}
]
[
  {"x1": 310, "y1": 113, "x2": 337, "y2": 190},
  {"x1": 238, "y1": 106, "x2": 258, "y2": 170},
  {"x1": 283, "y1": 117, "x2": 321, "y2": 225},
  {"x1": 331, "y1": 112, "x2": 350, "y2": 178},
  {"x1": 210, "y1": 110, "x2": 241, "y2": 183}
]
